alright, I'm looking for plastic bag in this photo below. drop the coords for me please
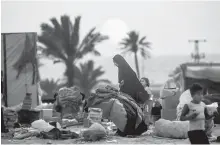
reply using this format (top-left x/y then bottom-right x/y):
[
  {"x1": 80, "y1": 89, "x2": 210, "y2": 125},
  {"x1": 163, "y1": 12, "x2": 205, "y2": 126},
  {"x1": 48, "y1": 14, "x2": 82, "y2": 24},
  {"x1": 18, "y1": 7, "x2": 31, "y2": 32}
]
[
  {"x1": 82, "y1": 123, "x2": 107, "y2": 141},
  {"x1": 31, "y1": 119, "x2": 61, "y2": 132},
  {"x1": 206, "y1": 102, "x2": 218, "y2": 115}
]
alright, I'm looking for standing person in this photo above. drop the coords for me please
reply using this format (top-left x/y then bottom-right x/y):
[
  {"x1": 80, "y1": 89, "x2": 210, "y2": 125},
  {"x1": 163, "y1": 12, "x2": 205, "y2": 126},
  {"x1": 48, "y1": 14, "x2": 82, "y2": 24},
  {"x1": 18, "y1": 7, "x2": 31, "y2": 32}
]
[
  {"x1": 113, "y1": 54, "x2": 149, "y2": 104},
  {"x1": 180, "y1": 83, "x2": 217, "y2": 144},
  {"x1": 177, "y1": 86, "x2": 216, "y2": 140},
  {"x1": 151, "y1": 100, "x2": 162, "y2": 124},
  {"x1": 140, "y1": 77, "x2": 153, "y2": 125}
]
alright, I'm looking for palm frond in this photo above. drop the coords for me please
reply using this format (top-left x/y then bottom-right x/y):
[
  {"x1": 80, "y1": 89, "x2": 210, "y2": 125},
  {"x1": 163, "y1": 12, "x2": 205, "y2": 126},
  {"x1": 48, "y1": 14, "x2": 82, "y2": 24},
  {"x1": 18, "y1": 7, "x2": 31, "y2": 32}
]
[
  {"x1": 139, "y1": 36, "x2": 146, "y2": 44},
  {"x1": 61, "y1": 15, "x2": 73, "y2": 55},
  {"x1": 71, "y1": 16, "x2": 81, "y2": 54},
  {"x1": 38, "y1": 35, "x2": 67, "y2": 61},
  {"x1": 50, "y1": 17, "x2": 63, "y2": 38},
  {"x1": 140, "y1": 47, "x2": 151, "y2": 59}
]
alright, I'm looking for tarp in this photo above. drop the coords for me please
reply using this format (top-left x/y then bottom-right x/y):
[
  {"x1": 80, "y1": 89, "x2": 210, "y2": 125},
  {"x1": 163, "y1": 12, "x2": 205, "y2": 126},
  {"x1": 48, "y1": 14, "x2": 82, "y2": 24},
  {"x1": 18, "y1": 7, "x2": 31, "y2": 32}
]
[
  {"x1": 185, "y1": 66, "x2": 220, "y2": 82},
  {"x1": 1, "y1": 33, "x2": 38, "y2": 107}
]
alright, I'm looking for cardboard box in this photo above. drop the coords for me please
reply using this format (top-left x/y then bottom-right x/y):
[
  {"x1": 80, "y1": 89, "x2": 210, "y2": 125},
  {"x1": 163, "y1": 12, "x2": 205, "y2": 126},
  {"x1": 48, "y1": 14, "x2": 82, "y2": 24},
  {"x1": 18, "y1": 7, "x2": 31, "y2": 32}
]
[{"x1": 40, "y1": 109, "x2": 53, "y2": 119}]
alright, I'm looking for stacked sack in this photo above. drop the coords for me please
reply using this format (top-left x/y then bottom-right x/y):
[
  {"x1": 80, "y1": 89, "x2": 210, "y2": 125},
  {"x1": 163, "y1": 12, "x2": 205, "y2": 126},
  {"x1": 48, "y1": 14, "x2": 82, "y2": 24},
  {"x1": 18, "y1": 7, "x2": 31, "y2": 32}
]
[
  {"x1": 3, "y1": 109, "x2": 18, "y2": 128},
  {"x1": 154, "y1": 119, "x2": 189, "y2": 139}
]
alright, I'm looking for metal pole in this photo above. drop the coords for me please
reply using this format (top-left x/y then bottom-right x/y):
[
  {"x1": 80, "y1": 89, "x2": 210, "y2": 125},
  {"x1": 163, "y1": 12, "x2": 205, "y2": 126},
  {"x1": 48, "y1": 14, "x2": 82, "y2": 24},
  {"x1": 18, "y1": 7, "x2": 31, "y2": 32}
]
[
  {"x1": 188, "y1": 39, "x2": 206, "y2": 63},
  {"x1": 3, "y1": 34, "x2": 8, "y2": 107}
]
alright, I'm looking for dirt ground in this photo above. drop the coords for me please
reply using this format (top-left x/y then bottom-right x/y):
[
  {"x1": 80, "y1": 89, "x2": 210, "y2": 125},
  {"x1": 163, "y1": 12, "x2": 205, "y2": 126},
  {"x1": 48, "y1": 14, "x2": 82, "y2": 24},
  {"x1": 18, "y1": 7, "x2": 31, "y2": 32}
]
[{"x1": 1, "y1": 125, "x2": 220, "y2": 144}]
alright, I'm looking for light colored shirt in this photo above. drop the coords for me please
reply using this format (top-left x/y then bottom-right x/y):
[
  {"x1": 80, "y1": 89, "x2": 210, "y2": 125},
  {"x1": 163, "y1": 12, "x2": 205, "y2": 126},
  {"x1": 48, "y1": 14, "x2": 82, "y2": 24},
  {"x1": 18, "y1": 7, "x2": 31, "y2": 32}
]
[{"x1": 187, "y1": 102, "x2": 206, "y2": 131}]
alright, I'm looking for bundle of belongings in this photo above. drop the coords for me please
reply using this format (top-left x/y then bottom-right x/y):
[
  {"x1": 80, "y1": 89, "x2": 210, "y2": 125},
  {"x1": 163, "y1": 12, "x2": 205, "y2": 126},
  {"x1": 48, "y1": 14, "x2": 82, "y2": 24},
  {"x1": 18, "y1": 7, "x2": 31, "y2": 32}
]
[
  {"x1": 85, "y1": 85, "x2": 148, "y2": 137},
  {"x1": 154, "y1": 102, "x2": 219, "y2": 139},
  {"x1": 53, "y1": 86, "x2": 83, "y2": 120},
  {"x1": 13, "y1": 119, "x2": 79, "y2": 140},
  {"x1": 3, "y1": 108, "x2": 18, "y2": 129}
]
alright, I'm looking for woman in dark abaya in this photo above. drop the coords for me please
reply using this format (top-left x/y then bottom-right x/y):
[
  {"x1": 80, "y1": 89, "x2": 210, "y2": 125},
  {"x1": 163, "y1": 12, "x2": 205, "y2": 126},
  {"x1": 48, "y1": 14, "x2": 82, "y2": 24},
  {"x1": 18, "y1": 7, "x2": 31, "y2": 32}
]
[
  {"x1": 113, "y1": 54, "x2": 149, "y2": 104},
  {"x1": 113, "y1": 54, "x2": 149, "y2": 136}
]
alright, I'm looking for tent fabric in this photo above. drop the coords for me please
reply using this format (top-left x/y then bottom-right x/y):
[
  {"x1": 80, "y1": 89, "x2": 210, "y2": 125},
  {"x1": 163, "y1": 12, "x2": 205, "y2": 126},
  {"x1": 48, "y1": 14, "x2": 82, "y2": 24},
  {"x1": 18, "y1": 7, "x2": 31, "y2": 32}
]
[
  {"x1": 1, "y1": 33, "x2": 38, "y2": 107},
  {"x1": 185, "y1": 66, "x2": 220, "y2": 82}
]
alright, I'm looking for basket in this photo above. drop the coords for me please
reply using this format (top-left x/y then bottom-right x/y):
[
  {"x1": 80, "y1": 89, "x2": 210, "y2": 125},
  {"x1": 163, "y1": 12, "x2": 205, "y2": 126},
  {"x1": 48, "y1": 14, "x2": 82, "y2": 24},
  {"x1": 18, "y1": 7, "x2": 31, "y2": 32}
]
[{"x1": 17, "y1": 109, "x2": 40, "y2": 124}]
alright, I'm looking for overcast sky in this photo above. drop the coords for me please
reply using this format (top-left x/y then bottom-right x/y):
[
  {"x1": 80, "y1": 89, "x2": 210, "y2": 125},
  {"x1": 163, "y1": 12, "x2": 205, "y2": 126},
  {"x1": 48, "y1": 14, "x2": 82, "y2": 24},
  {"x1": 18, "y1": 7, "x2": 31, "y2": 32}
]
[{"x1": 2, "y1": 0, "x2": 220, "y2": 83}]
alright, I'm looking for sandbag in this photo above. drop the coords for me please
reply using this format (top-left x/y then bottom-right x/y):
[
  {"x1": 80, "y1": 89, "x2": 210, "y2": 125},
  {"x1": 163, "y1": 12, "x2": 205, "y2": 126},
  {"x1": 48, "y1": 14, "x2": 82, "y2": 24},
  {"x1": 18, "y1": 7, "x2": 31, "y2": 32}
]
[
  {"x1": 82, "y1": 123, "x2": 107, "y2": 141},
  {"x1": 154, "y1": 119, "x2": 189, "y2": 139}
]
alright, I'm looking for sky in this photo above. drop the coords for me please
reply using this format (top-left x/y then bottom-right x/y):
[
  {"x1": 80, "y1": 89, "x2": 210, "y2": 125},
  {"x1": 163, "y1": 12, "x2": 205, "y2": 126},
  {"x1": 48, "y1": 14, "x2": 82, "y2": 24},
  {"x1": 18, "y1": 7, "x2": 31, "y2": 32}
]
[{"x1": 2, "y1": 0, "x2": 220, "y2": 84}]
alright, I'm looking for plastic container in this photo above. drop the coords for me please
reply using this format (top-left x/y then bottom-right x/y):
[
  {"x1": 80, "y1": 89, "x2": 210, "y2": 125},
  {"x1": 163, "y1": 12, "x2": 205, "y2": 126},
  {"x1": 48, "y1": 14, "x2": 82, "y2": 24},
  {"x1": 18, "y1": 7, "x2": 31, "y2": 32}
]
[{"x1": 22, "y1": 93, "x2": 32, "y2": 110}]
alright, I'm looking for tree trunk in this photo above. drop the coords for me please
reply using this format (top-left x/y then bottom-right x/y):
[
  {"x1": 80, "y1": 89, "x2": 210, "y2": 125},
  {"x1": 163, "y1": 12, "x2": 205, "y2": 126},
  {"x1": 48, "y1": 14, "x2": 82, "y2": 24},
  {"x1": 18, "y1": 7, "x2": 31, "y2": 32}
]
[
  {"x1": 65, "y1": 61, "x2": 74, "y2": 87},
  {"x1": 134, "y1": 52, "x2": 140, "y2": 79}
]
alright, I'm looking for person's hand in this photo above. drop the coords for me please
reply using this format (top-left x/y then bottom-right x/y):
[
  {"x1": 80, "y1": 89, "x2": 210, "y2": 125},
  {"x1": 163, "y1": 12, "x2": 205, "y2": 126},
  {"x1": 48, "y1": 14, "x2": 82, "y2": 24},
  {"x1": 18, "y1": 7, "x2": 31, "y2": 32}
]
[
  {"x1": 119, "y1": 80, "x2": 124, "y2": 88},
  {"x1": 189, "y1": 112, "x2": 199, "y2": 120}
]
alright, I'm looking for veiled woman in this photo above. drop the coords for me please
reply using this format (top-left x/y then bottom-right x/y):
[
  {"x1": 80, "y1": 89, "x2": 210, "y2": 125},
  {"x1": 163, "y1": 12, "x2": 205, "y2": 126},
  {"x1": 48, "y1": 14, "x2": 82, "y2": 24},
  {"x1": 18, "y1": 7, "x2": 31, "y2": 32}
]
[{"x1": 113, "y1": 54, "x2": 149, "y2": 104}]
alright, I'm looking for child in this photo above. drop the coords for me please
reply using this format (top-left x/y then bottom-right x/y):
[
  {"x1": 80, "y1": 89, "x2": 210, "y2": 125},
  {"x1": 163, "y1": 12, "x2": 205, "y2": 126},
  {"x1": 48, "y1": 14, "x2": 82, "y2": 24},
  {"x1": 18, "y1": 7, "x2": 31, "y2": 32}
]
[
  {"x1": 140, "y1": 77, "x2": 154, "y2": 125},
  {"x1": 180, "y1": 83, "x2": 216, "y2": 144},
  {"x1": 151, "y1": 100, "x2": 162, "y2": 124}
]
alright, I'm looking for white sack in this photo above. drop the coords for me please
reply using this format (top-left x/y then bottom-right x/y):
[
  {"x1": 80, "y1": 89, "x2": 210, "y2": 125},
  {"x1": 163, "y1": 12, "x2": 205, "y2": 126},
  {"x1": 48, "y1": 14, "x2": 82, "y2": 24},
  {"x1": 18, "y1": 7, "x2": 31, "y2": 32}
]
[
  {"x1": 31, "y1": 119, "x2": 61, "y2": 132},
  {"x1": 206, "y1": 102, "x2": 218, "y2": 115},
  {"x1": 154, "y1": 119, "x2": 189, "y2": 139}
]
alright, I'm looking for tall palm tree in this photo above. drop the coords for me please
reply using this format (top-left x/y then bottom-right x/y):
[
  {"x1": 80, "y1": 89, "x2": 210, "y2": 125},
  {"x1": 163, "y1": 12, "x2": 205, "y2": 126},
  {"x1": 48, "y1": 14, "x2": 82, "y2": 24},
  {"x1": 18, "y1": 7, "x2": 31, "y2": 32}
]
[
  {"x1": 74, "y1": 60, "x2": 111, "y2": 97},
  {"x1": 38, "y1": 15, "x2": 108, "y2": 87},
  {"x1": 119, "y1": 31, "x2": 151, "y2": 78},
  {"x1": 13, "y1": 33, "x2": 41, "y2": 85},
  {"x1": 40, "y1": 79, "x2": 63, "y2": 102}
]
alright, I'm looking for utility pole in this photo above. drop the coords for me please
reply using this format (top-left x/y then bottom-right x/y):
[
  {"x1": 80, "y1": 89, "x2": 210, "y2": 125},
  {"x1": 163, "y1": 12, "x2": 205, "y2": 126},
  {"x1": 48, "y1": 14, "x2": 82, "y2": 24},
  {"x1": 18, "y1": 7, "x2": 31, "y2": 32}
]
[{"x1": 188, "y1": 39, "x2": 206, "y2": 63}]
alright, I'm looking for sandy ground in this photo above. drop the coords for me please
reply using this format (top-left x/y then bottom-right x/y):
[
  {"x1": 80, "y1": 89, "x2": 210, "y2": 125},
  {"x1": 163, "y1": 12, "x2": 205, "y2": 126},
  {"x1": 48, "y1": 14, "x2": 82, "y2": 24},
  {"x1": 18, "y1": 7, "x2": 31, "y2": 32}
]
[{"x1": 1, "y1": 125, "x2": 220, "y2": 144}]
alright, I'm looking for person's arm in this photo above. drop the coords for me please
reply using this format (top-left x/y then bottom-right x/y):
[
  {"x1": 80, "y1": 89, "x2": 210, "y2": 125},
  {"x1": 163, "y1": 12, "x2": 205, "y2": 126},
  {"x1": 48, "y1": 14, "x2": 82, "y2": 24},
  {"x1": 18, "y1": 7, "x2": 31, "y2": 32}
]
[{"x1": 180, "y1": 104, "x2": 198, "y2": 121}]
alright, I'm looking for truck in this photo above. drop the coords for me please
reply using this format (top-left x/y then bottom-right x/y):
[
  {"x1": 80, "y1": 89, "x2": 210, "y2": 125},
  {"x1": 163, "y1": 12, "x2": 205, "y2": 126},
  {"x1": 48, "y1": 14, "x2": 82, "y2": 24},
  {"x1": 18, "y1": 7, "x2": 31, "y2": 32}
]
[{"x1": 160, "y1": 62, "x2": 220, "y2": 124}]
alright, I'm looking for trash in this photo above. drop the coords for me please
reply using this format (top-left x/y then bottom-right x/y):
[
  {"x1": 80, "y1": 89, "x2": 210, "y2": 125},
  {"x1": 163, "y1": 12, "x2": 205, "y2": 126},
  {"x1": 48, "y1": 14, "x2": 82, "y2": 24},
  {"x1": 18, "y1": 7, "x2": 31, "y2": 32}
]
[
  {"x1": 13, "y1": 130, "x2": 39, "y2": 140},
  {"x1": 47, "y1": 140, "x2": 52, "y2": 144},
  {"x1": 39, "y1": 128, "x2": 79, "y2": 140},
  {"x1": 3, "y1": 109, "x2": 18, "y2": 128},
  {"x1": 82, "y1": 123, "x2": 107, "y2": 141},
  {"x1": 31, "y1": 119, "x2": 60, "y2": 132},
  {"x1": 106, "y1": 139, "x2": 117, "y2": 143},
  {"x1": 62, "y1": 118, "x2": 78, "y2": 127}
]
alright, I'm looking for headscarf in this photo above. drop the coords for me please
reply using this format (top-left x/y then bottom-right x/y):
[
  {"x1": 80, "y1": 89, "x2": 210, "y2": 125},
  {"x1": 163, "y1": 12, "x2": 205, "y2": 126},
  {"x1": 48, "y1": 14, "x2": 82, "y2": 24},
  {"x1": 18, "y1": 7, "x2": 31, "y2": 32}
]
[
  {"x1": 113, "y1": 54, "x2": 149, "y2": 104},
  {"x1": 113, "y1": 54, "x2": 137, "y2": 83}
]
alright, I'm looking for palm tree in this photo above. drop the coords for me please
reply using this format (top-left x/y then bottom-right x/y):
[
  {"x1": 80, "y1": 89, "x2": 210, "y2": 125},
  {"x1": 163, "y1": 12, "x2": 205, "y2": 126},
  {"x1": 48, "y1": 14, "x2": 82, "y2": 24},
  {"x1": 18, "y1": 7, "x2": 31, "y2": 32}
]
[
  {"x1": 119, "y1": 31, "x2": 151, "y2": 78},
  {"x1": 40, "y1": 79, "x2": 63, "y2": 102},
  {"x1": 13, "y1": 33, "x2": 41, "y2": 85},
  {"x1": 38, "y1": 15, "x2": 108, "y2": 87},
  {"x1": 74, "y1": 60, "x2": 111, "y2": 97}
]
